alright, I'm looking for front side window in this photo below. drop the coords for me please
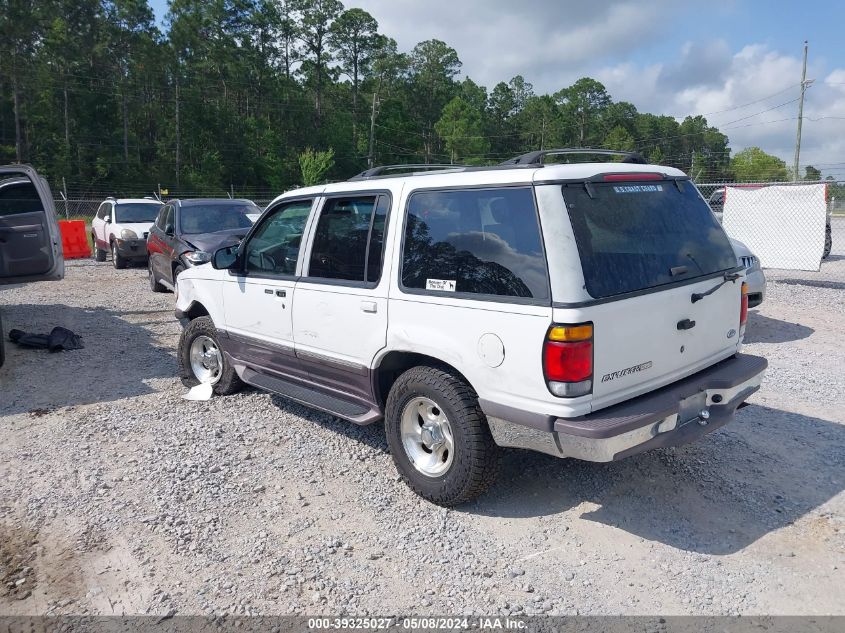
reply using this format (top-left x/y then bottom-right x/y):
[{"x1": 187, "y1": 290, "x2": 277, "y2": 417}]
[
  {"x1": 243, "y1": 199, "x2": 313, "y2": 276},
  {"x1": 401, "y1": 187, "x2": 549, "y2": 300},
  {"x1": 179, "y1": 204, "x2": 256, "y2": 234},
  {"x1": 114, "y1": 203, "x2": 161, "y2": 223},
  {"x1": 96, "y1": 203, "x2": 108, "y2": 220},
  {"x1": 563, "y1": 180, "x2": 736, "y2": 299},
  {"x1": 307, "y1": 195, "x2": 388, "y2": 283}
]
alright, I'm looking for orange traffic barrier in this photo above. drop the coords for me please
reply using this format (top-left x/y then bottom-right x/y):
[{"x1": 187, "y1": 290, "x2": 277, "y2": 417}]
[{"x1": 58, "y1": 220, "x2": 91, "y2": 259}]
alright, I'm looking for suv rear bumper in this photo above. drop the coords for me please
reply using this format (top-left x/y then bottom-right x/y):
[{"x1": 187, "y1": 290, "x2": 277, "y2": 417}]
[{"x1": 484, "y1": 353, "x2": 767, "y2": 462}]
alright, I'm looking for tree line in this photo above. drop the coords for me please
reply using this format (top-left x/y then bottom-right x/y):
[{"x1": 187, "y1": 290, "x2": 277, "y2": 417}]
[{"x1": 0, "y1": 0, "x2": 821, "y2": 196}]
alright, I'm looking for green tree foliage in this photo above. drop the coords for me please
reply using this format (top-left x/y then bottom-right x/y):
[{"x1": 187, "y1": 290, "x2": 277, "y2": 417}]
[
  {"x1": 731, "y1": 147, "x2": 789, "y2": 182},
  {"x1": 0, "y1": 0, "x2": 777, "y2": 194},
  {"x1": 434, "y1": 96, "x2": 489, "y2": 164},
  {"x1": 804, "y1": 165, "x2": 821, "y2": 181},
  {"x1": 555, "y1": 77, "x2": 611, "y2": 147},
  {"x1": 299, "y1": 146, "x2": 335, "y2": 185},
  {"x1": 329, "y1": 7, "x2": 380, "y2": 142}
]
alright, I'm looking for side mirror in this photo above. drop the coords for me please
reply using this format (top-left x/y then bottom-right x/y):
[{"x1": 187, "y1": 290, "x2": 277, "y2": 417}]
[
  {"x1": 164, "y1": 223, "x2": 174, "y2": 236},
  {"x1": 212, "y1": 245, "x2": 238, "y2": 270},
  {"x1": 104, "y1": 215, "x2": 111, "y2": 223}
]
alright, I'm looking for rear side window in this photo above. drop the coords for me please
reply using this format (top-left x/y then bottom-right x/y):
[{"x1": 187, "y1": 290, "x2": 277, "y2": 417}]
[
  {"x1": 401, "y1": 187, "x2": 549, "y2": 301},
  {"x1": 562, "y1": 180, "x2": 736, "y2": 299},
  {"x1": 307, "y1": 195, "x2": 388, "y2": 283}
]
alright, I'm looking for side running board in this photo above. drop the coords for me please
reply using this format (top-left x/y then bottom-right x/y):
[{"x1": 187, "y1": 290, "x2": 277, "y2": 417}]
[{"x1": 240, "y1": 367, "x2": 381, "y2": 425}]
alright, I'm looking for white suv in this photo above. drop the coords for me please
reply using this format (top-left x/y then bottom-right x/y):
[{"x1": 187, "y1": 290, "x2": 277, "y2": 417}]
[
  {"x1": 91, "y1": 197, "x2": 162, "y2": 268},
  {"x1": 174, "y1": 150, "x2": 767, "y2": 505}
]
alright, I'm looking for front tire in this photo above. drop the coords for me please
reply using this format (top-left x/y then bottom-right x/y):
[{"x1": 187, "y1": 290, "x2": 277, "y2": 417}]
[
  {"x1": 93, "y1": 235, "x2": 106, "y2": 262},
  {"x1": 112, "y1": 241, "x2": 126, "y2": 269},
  {"x1": 385, "y1": 365, "x2": 499, "y2": 506},
  {"x1": 0, "y1": 308, "x2": 5, "y2": 369},
  {"x1": 178, "y1": 316, "x2": 243, "y2": 395},
  {"x1": 173, "y1": 265, "x2": 185, "y2": 297}
]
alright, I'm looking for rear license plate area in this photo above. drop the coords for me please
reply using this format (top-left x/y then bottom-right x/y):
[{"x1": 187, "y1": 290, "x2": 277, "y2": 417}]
[{"x1": 678, "y1": 392, "x2": 707, "y2": 427}]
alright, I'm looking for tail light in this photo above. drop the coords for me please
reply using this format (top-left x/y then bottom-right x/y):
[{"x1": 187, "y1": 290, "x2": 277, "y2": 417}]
[
  {"x1": 543, "y1": 323, "x2": 593, "y2": 398},
  {"x1": 740, "y1": 282, "x2": 749, "y2": 327}
]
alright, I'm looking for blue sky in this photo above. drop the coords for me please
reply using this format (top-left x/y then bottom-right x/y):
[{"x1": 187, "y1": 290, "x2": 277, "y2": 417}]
[{"x1": 148, "y1": 0, "x2": 845, "y2": 176}]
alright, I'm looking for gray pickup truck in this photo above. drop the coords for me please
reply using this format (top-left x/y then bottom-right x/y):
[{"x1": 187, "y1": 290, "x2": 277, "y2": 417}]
[{"x1": 0, "y1": 165, "x2": 64, "y2": 367}]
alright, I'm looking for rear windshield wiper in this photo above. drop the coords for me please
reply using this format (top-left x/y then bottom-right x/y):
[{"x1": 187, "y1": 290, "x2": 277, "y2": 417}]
[{"x1": 691, "y1": 272, "x2": 742, "y2": 303}]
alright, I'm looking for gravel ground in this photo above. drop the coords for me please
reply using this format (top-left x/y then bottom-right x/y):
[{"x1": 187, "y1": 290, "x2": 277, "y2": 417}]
[{"x1": 1, "y1": 236, "x2": 843, "y2": 617}]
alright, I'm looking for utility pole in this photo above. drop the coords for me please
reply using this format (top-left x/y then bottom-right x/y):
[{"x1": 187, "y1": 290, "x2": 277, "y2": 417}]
[
  {"x1": 367, "y1": 92, "x2": 379, "y2": 169},
  {"x1": 175, "y1": 75, "x2": 181, "y2": 187},
  {"x1": 793, "y1": 41, "x2": 809, "y2": 181}
]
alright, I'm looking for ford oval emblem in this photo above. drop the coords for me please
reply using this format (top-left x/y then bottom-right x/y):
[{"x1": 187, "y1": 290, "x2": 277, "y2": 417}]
[{"x1": 727, "y1": 329, "x2": 737, "y2": 339}]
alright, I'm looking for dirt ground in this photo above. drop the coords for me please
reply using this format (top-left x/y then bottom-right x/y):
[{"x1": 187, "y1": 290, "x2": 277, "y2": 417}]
[{"x1": 1, "y1": 236, "x2": 843, "y2": 616}]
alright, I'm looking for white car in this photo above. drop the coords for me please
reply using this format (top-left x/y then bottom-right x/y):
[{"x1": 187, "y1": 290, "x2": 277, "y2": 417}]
[
  {"x1": 731, "y1": 238, "x2": 766, "y2": 308},
  {"x1": 91, "y1": 197, "x2": 162, "y2": 268},
  {"x1": 175, "y1": 149, "x2": 767, "y2": 505}
]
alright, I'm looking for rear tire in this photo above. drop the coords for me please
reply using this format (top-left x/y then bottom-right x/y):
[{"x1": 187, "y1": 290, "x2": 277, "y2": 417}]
[
  {"x1": 149, "y1": 260, "x2": 166, "y2": 293},
  {"x1": 93, "y1": 235, "x2": 106, "y2": 262},
  {"x1": 385, "y1": 365, "x2": 499, "y2": 506},
  {"x1": 178, "y1": 316, "x2": 243, "y2": 396},
  {"x1": 112, "y1": 241, "x2": 126, "y2": 269}
]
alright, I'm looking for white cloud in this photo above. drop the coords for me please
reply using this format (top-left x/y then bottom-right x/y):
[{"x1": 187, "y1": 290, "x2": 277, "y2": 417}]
[
  {"x1": 352, "y1": 0, "x2": 675, "y2": 90},
  {"x1": 348, "y1": 0, "x2": 845, "y2": 177},
  {"x1": 595, "y1": 44, "x2": 845, "y2": 178}
]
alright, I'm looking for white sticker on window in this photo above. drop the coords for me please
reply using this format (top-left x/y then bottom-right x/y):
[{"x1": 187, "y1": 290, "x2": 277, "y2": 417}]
[
  {"x1": 612, "y1": 184, "x2": 663, "y2": 193},
  {"x1": 426, "y1": 279, "x2": 456, "y2": 292}
]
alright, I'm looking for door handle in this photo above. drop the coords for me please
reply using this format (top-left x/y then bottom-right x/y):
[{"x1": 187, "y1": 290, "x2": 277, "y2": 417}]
[
  {"x1": 677, "y1": 318, "x2": 696, "y2": 330},
  {"x1": 276, "y1": 289, "x2": 286, "y2": 298},
  {"x1": 361, "y1": 301, "x2": 377, "y2": 313}
]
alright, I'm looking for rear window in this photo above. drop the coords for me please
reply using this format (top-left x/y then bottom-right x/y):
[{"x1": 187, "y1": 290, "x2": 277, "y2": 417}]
[
  {"x1": 0, "y1": 178, "x2": 43, "y2": 216},
  {"x1": 114, "y1": 203, "x2": 161, "y2": 223},
  {"x1": 179, "y1": 204, "x2": 256, "y2": 234},
  {"x1": 401, "y1": 187, "x2": 549, "y2": 301},
  {"x1": 562, "y1": 180, "x2": 736, "y2": 299}
]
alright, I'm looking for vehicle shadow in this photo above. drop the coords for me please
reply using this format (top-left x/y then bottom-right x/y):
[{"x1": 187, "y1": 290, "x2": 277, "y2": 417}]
[
  {"x1": 771, "y1": 278, "x2": 845, "y2": 291},
  {"x1": 465, "y1": 404, "x2": 845, "y2": 555},
  {"x1": 0, "y1": 303, "x2": 175, "y2": 416},
  {"x1": 268, "y1": 394, "x2": 390, "y2": 454},
  {"x1": 744, "y1": 311, "x2": 814, "y2": 344}
]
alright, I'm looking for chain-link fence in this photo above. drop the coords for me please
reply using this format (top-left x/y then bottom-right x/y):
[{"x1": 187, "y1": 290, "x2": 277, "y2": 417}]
[
  {"x1": 696, "y1": 180, "x2": 843, "y2": 287},
  {"x1": 53, "y1": 195, "x2": 275, "y2": 223},
  {"x1": 50, "y1": 179, "x2": 844, "y2": 286}
]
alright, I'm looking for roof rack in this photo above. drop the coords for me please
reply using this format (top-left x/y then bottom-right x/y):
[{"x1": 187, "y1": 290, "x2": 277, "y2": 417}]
[
  {"x1": 349, "y1": 164, "x2": 469, "y2": 181},
  {"x1": 500, "y1": 148, "x2": 647, "y2": 166}
]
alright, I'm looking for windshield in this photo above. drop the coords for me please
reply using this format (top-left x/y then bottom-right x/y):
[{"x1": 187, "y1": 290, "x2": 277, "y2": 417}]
[
  {"x1": 114, "y1": 203, "x2": 161, "y2": 223},
  {"x1": 178, "y1": 204, "x2": 256, "y2": 234},
  {"x1": 562, "y1": 180, "x2": 736, "y2": 299}
]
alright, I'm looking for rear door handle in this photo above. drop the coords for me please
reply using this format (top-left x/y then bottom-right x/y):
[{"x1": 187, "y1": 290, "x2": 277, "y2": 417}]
[
  {"x1": 361, "y1": 301, "x2": 377, "y2": 313},
  {"x1": 677, "y1": 319, "x2": 696, "y2": 330}
]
